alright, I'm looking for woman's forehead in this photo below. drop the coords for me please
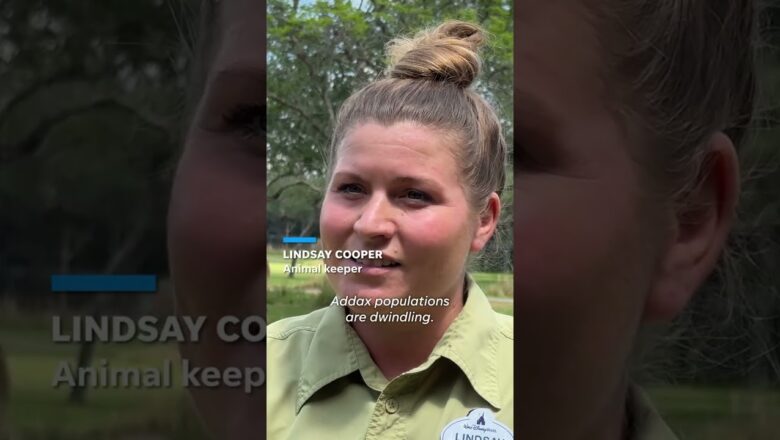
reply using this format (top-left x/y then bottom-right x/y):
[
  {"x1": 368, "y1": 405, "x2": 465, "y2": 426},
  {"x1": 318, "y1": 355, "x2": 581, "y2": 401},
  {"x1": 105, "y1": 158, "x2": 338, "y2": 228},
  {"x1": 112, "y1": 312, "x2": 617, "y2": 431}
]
[
  {"x1": 333, "y1": 123, "x2": 461, "y2": 182},
  {"x1": 517, "y1": 0, "x2": 616, "y2": 135},
  {"x1": 339, "y1": 123, "x2": 457, "y2": 166},
  {"x1": 517, "y1": 0, "x2": 640, "y2": 177},
  {"x1": 211, "y1": 0, "x2": 265, "y2": 74},
  {"x1": 518, "y1": 0, "x2": 604, "y2": 104}
]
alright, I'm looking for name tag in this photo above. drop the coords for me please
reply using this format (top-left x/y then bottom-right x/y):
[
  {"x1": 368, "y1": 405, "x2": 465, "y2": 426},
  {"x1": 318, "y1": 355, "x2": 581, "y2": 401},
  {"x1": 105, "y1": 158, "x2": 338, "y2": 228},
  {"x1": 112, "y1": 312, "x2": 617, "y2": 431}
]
[{"x1": 440, "y1": 408, "x2": 513, "y2": 440}]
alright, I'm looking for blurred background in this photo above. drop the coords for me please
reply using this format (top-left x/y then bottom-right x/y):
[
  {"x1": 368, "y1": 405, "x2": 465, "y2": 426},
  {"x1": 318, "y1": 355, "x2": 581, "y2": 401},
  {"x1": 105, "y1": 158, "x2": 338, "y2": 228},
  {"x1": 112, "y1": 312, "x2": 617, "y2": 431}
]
[
  {"x1": 0, "y1": 0, "x2": 779, "y2": 439},
  {"x1": 630, "y1": 4, "x2": 780, "y2": 439},
  {"x1": 0, "y1": 0, "x2": 207, "y2": 438}
]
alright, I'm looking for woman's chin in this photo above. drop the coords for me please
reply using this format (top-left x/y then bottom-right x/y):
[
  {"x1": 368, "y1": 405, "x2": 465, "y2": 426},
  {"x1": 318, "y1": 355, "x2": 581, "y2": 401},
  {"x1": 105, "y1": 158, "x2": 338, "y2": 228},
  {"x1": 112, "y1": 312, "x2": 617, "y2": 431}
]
[{"x1": 338, "y1": 283, "x2": 409, "y2": 301}]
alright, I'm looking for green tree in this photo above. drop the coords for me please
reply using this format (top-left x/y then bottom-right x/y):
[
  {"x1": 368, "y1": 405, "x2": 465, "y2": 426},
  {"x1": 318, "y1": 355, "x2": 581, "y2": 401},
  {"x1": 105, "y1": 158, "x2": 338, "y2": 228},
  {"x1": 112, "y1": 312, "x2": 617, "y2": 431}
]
[
  {"x1": 0, "y1": 0, "x2": 198, "y2": 402},
  {"x1": 267, "y1": 0, "x2": 514, "y2": 270},
  {"x1": 1, "y1": 0, "x2": 193, "y2": 295}
]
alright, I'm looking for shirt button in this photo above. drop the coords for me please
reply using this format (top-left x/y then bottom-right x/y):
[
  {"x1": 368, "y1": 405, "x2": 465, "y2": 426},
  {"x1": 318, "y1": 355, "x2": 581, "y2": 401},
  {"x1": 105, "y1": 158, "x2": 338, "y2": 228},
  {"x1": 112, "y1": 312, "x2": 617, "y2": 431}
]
[{"x1": 385, "y1": 398, "x2": 399, "y2": 414}]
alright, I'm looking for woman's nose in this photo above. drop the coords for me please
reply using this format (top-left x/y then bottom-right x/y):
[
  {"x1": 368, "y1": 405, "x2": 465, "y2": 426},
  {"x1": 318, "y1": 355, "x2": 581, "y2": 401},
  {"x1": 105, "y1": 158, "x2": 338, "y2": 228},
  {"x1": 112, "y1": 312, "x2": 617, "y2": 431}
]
[{"x1": 353, "y1": 194, "x2": 396, "y2": 239}]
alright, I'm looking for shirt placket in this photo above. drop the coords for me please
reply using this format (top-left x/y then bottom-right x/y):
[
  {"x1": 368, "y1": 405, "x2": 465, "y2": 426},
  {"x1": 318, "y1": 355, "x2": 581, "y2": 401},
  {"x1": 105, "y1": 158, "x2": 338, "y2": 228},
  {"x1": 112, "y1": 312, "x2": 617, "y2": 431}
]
[
  {"x1": 365, "y1": 371, "x2": 428, "y2": 440},
  {"x1": 365, "y1": 391, "x2": 404, "y2": 439}
]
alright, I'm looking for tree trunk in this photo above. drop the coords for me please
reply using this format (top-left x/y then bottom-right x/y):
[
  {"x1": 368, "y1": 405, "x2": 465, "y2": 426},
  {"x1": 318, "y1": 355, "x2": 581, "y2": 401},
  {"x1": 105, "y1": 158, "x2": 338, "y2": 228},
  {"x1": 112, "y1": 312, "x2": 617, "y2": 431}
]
[
  {"x1": 286, "y1": 219, "x2": 315, "y2": 279},
  {"x1": 68, "y1": 340, "x2": 95, "y2": 404},
  {"x1": 287, "y1": 256, "x2": 298, "y2": 278},
  {"x1": 68, "y1": 215, "x2": 148, "y2": 404},
  {"x1": 0, "y1": 344, "x2": 9, "y2": 436},
  {"x1": 57, "y1": 226, "x2": 89, "y2": 311}
]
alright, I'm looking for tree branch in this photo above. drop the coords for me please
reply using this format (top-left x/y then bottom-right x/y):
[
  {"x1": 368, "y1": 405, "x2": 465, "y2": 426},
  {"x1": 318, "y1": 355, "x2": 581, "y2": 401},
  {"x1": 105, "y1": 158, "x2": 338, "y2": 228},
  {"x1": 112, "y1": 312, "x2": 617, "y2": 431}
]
[
  {"x1": 1, "y1": 98, "x2": 174, "y2": 162},
  {"x1": 0, "y1": 69, "x2": 84, "y2": 121},
  {"x1": 267, "y1": 93, "x2": 328, "y2": 140},
  {"x1": 269, "y1": 179, "x2": 322, "y2": 200}
]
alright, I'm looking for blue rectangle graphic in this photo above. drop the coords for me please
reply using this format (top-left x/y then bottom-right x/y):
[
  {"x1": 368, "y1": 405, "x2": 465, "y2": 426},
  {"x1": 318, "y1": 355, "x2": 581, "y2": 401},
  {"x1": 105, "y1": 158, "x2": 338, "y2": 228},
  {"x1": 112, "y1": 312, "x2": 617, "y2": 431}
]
[
  {"x1": 283, "y1": 236, "x2": 317, "y2": 244},
  {"x1": 51, "y1": 275, "x2": 157, "y2": 292}
]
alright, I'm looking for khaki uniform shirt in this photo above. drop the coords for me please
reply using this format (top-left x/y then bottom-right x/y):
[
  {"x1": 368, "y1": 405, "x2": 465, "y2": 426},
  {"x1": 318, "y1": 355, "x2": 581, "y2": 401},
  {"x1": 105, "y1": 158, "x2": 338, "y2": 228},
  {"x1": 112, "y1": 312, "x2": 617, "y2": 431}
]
[
  {"x1": 267, "y1": 280, "x2": 514, "y2": 439},
  {"x1": 629, "y1": 386, "x2": 678, "y2": 440}
]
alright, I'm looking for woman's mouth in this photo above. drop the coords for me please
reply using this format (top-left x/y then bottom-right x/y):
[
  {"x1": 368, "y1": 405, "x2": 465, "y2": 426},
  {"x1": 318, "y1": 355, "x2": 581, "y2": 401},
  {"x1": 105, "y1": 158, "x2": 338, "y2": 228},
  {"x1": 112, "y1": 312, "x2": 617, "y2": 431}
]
[
  {"x1": 347, "y1": 257, "x2": 400, "y2": 277},
  {"x1": 349, "y1": 257, "x2": 401, "y2": 269}
]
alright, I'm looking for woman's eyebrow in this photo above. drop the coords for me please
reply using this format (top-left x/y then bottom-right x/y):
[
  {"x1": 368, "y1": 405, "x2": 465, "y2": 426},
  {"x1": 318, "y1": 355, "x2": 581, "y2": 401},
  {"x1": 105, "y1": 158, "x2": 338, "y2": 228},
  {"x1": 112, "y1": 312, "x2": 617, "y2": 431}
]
[
  {"x1": 331, "y1": 171, "x2": 364, "y2": 181},
  {"x1": 332, "y1": 172, "x2": 442, "y2": 188},
  {"x1": 394, "y1": 175, "x2": 442, "y2": 188}
]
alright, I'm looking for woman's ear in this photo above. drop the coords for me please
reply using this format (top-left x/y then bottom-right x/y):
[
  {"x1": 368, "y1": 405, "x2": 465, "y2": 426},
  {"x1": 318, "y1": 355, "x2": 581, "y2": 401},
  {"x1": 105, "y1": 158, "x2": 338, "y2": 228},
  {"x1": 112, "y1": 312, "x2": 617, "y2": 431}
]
[
  {"x1": 643, "y1": 132, "x2": 740, "y2": 322},
  {"x1": 470, "y1": 192, "x2": 501, "y2": 252}
]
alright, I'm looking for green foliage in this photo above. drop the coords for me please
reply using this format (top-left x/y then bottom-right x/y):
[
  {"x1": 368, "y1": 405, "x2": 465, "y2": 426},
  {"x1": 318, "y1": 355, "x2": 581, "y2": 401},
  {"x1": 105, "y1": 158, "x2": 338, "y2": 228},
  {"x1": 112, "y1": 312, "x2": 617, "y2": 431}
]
[
  {"x1": 649, "y1": 385, "x2": 780, "y2": 439},
  {"x1": 267, "y1": 0, "x2": 513, "y2": 176},
  {"x1": 0, "y1": 0, "x2": 195, "y2": 291},
  {"x1": 267, "y1": 0, "x2": 514, "y2": 270}
]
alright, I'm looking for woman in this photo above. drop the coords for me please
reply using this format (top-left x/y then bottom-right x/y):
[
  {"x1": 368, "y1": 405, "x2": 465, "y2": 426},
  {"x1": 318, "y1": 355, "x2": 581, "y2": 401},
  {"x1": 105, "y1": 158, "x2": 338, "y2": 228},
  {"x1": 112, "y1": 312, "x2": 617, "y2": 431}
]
[
  {"x1": 516, "y1": 1, "x2": 756, "y2": 439},
  {"x1": 266, "y1": 21, "x2": 513, "y2": 439}
]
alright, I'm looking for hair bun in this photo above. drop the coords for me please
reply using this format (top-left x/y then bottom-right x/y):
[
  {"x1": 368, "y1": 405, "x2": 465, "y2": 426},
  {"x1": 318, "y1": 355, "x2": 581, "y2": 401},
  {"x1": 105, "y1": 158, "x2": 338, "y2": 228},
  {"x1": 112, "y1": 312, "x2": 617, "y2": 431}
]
[{"x1": 386, "y1": 21, "x2": 486, "y2": 88}]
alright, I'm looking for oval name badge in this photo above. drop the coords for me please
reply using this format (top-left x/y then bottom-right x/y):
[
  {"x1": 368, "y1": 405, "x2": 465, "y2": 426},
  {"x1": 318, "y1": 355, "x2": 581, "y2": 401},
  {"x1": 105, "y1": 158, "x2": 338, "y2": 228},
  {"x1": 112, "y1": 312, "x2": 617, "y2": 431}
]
[{"x1": 440, "y1": 408, "x2": 513, "y2": 440}]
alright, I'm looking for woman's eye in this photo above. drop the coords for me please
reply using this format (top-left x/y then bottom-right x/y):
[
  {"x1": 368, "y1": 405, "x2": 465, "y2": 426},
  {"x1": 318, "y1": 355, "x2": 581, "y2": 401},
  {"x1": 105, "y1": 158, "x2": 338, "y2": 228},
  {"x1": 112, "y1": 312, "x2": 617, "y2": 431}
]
[
  {"x1": 402, "y1": 189, "x2": 432, "y2": 203},
  {"x1": 336, "y1": 183, "x2": 365, "y2": 196},
  {"x1": 222, "y1": 103, "x2": 264, "y2": 138}
]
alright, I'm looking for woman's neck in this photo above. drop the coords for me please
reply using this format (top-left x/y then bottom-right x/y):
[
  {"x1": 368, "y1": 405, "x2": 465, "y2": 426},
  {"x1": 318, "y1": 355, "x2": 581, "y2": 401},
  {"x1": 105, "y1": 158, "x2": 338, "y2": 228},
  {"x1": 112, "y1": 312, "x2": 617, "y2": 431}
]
[
  {"x1": 579, "y1": 376, "x2": 630, "y2": 440},
  {"x1": 350, "y1": 283, "x2": 465, "y2": 380}
]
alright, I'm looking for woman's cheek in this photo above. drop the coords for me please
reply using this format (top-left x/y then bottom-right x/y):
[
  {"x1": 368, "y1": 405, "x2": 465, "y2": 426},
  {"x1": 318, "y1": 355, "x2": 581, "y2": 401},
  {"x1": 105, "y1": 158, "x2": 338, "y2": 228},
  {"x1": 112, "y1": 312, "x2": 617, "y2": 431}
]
[
  {"x1": 411, "y1": 208, "x2": 470, "y2": 246},
  {"x1": 515, "y1": 185, "x2": 631, "y2": 303},
  {"x1": 319, "y1": 201, "x2": 354, "y2": 244},
  {"x1": 516, "y1": 214, "x2": 575, "y2": 303},
  {"x1": 517, "y1": 196, "x2": 650, "y2": 339}
]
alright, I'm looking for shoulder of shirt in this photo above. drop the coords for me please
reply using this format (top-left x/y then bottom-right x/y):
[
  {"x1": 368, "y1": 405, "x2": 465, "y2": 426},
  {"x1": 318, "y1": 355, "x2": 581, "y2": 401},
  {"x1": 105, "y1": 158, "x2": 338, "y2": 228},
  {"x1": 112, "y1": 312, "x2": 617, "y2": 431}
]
[
  {"x1": 267, "y1": 307, "x2": 329, "y2": 340},
  {"x1": 265, "y1": 303, "x2": 513, "y2": 341},
  {"x1": 494, "y1": 311, "x2": 514, "y2": 340},
  {"x1": 468, "y1": 278, "x2": 513, "y2": 340}
]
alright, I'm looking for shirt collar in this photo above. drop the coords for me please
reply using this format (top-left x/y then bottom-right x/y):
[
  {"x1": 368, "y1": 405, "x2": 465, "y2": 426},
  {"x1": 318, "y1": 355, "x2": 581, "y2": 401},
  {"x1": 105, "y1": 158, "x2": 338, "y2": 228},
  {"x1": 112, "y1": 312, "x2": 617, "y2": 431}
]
[
  {"x1": 627, "y1": 385, "x2": 678, "y2": 440},
  {"x1": 295, "y1": 276, "x2": 506, "y2": 413},
  {"x1": 428, "y1": 277, "x2": 504, "y2": 408},
  {"x1": 295, "y1": 301, "x2": 357, "y2": 413}
]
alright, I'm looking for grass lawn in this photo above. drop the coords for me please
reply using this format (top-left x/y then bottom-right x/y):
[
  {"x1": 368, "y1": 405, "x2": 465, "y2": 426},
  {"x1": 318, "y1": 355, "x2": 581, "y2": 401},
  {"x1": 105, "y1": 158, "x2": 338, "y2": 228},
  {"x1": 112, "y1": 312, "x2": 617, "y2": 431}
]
[
  {"x1": 267, "y1": 248, "x2": 514, "y2": 322},
  {"x1": 268, "y1": 248, "x2": 513, "y2": 296},
  {"x1": 2, "y1": 313, "x2": 780, "y2": 438},
  {"x1": 648, "y1": 385, "x2": 780, "y2": 439},
  {"x1": 267, "y1": 288, "x2": 335, "y2": 324},
  {"x1": 1, "y1": 316, "x2": 207, "y2": 439},
  {"x1": 268, "y1": 249, "x2": 325, "y2": 291}
]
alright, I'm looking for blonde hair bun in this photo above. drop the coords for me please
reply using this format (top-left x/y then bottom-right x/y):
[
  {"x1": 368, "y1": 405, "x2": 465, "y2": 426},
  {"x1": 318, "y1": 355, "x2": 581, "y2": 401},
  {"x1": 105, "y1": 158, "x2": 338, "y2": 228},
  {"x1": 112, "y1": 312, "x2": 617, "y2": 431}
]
[{"x1": 386, "y1": 20, "x2": 486, "y2": 88}]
